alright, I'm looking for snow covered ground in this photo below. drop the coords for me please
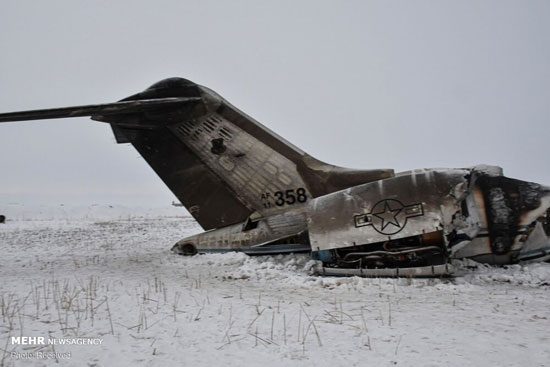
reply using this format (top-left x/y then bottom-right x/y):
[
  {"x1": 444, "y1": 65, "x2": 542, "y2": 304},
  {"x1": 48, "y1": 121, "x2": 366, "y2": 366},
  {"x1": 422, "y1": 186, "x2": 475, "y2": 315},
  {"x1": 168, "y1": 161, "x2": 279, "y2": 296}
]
[{"x1": 0, "y1": 205, "x2": 549, "y2": 366}]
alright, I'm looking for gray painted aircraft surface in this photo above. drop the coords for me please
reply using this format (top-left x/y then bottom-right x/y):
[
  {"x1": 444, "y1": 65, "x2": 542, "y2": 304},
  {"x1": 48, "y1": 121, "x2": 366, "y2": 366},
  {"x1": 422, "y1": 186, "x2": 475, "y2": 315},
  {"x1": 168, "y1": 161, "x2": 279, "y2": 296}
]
[{"x1": 1, "y1": 78, "x2": 549, "y2": 277}]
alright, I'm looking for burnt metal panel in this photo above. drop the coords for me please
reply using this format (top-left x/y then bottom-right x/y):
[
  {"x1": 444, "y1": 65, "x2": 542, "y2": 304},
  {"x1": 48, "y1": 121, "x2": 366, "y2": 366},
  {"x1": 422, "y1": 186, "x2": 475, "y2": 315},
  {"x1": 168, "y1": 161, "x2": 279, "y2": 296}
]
[
  {"x1": 308, "y1": 168, "x2": 469, "y2": 251},
  {"x1": 476, "y1": 175, "x2": 549, "y2": 255}
]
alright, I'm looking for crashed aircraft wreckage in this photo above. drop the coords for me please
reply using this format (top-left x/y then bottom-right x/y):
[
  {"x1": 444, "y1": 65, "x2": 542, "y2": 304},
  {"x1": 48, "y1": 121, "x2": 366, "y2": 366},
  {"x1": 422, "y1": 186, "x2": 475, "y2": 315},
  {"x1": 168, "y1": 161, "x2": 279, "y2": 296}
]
[{"x1": 1, "y1": 77, "x2": 549, "y2": 277}]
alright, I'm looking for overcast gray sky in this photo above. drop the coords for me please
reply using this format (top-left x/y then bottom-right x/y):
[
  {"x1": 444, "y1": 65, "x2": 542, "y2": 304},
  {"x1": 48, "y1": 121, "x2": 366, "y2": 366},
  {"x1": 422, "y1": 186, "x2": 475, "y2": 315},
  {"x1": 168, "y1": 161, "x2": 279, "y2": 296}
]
[{"x1": 1, "y1": 0, "x2": 549, "y2": 207}]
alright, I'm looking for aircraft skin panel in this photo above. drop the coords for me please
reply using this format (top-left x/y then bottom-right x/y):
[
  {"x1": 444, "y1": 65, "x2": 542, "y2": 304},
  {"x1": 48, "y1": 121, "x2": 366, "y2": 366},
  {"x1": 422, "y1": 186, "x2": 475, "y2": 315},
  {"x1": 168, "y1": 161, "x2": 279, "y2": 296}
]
[
  {"x1": 168, "y1": 109, "x2": 311, "y2": 216},
  {"x1": 308, "y1": 168, "x2": 468, "y2": 251},
  {"x1": 121, "y1": 126, "x2": 253, "y2": 230},
  {"x1": 172, "y1": 208, "x2": 309, "y2": 254}
]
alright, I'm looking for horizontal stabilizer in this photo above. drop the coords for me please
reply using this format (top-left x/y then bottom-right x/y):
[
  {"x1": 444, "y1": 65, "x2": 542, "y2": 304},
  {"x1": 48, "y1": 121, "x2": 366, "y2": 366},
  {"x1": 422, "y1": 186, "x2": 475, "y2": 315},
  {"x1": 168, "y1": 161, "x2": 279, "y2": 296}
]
[{"x1": 0, "y1": 97, "x2": 200, "y2": 123}]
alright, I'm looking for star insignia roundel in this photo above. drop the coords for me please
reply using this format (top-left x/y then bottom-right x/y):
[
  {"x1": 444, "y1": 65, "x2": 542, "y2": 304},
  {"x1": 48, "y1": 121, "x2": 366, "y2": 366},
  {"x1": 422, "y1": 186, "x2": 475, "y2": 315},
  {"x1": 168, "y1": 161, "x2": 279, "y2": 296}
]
[{"x1": 354, "y1": 199, "x2": 424, "y2": 235}]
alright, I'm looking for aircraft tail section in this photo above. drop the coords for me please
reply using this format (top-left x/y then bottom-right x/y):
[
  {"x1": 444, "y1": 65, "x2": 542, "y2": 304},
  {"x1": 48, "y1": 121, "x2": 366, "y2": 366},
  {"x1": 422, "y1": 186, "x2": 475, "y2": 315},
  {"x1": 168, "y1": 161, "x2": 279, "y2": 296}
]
[
  {"x1": 93, "y1": 78, "x2": 394, "y2": 228},
  {"x1": 96, "y1": 78, "x2": 394, "y2": 229},
  {"x1": 0, "y1": 77, "x2": 394, "y2": 230}
]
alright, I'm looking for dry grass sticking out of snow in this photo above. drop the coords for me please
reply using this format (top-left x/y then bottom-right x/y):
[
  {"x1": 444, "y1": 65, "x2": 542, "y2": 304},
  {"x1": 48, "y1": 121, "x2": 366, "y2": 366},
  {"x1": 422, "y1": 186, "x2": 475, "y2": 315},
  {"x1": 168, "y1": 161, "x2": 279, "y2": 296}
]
[{"x1": 0, "y1": 207, "x2": 549, "y2": 367}]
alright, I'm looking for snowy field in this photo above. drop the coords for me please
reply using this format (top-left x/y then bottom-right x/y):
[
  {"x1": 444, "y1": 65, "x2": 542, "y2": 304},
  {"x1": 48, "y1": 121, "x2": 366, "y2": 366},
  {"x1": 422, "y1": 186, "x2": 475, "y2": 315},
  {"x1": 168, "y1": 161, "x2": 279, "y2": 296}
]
[{"x1": 0, "y1": 205, "x2": 549, "y2": 366}]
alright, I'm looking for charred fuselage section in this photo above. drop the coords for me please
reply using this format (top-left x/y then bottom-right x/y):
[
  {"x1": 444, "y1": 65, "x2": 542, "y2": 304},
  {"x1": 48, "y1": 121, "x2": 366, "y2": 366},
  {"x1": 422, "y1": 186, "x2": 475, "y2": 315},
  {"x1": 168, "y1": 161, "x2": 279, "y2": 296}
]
[{"x1": 307, "y1": 166, "x2": 550, "y2": 276}]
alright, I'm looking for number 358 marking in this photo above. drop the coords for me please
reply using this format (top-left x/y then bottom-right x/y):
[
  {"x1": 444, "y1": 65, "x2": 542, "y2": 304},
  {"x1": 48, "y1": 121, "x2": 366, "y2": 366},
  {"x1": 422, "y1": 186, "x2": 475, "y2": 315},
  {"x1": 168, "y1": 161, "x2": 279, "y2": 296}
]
[{"x1": 273, "y1": 188, "x2": 307, "y2": 206}]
